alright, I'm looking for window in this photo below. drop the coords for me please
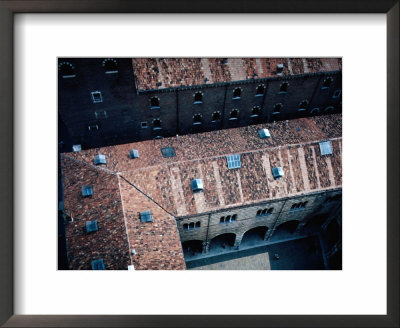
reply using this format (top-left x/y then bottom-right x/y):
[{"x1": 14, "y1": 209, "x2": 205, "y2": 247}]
[
  {"x1": 333, "y1": 90, "x2": 341, "y2": 98},
  {"x1": 256, "y1": 85, "x2": 265, "y2": 96},
  {"x1": 257, "y1": 208, "x2": 274, "y2": 216},
  {"x1": 59, "y1": 62, "x2": 75, "y2": 78},
  {"x1": 290, "y1": 201, "x2": 308, "y2": 211},
  {"x1": 94, "y1": 110, "x2": 108, "y2": 119},
  {"x1": 226, "y1": 154, "x2": 241, "y2": 169},
  {"x1": 298, "y1": 100, "x2": 308, "y2": 111},
  {"x1": 229, "y1": 109, "x2": 239, "y2": 120},
  {"x1": 310, "y1": 108, "x2": 320, "y2": 115},
  {"x1": 211, "y1": 112, "x2": 221, "y2": 122},
  {"x1": 272, "y1": 103, "x2": 282, "y2": 114},
  {"x1": 322, "y1": 77, "x2": 333, "y2": 89},
  {"x1": 86, "y1": 220, "x2": 98, "y2": 233},
  {"x1": 319, "y1": 141, "x2": 333, "y2": 156},
  {"x1": 233, "y1": 88, "x2": 241, "y2": 99},
  {"x1": 91, "y1": 259, "x2": 105, "y2": 270},
  {"x1": 279, "y1": 82, "x2": 289, "y2": 93},
  {"x1": 141, "y1": 121, "x2": 148, "y2": 128},
  {"x1": 91, "y1": 91, "x2": 103, "y2": 103},
  {"x1": 161, "y1": 147, "x2": 176, "y2": 158},
  {"x1": 324, "y1": 106, "x2": 334, "y2": 113},
  {"x1": 219, "y1": 215, "x2": 237, "y2": 223},
  {"x1": 183, "y1": 221, "x2": 201, "y2": 231},
  {"x1": 102, "y1": 58, "x2": 118, "y2": 73},
  {"x1": 193, "y1": 114, "x2": 202, "y2": 125},
  {"x1": 194, "y1": 92, "x2": 203, "y2": 103},
  {"x1": 94, "y1": 154, "x2": 106, "y2": 165},
  {"x1": 153, "y1": 119, "x2": 162, "y2": 130},
  {"x1": 150, "y1": 97, "x2": 160, "y2": 108},
  {"x1": 251, "y1": 106, "x2": 260, "y2": 117},
  {"x1": 139, "y1": 211, "x2": 153, "y2": 223}
]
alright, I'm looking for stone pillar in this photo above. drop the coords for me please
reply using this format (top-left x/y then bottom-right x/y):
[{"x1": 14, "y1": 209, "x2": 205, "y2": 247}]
[
  {"x1": 234, "y1": 234, "x2": 243, "y2": 250},
  {"x1": 202, "y1": 241, "x2": 210, "y2": 254}
]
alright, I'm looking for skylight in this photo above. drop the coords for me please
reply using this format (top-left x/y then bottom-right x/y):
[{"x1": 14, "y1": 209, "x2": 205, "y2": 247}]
[
  {"x1": 161, "y1": 147, "x2": 176, "y2": 158},
  {"x1": 258, "y1": 129, "x2": 271, "y2": 139},
  {"x1": 94, "y1": 154, "x2": 106, "y2": 165},
  {"x1": 140, "y1": 211, "x2": 153, "y2": 223},
  {"x1": 86, "y1": 220, "x2": 98, "y2": 233},
  {"x1": 272, "y1": 167, "x2": 284, "y2": 180},
  {"x1": 82, "y1": 185, "x2": 93, "y2": 197},
  {"x1": 226, "y1": 154, "x2": 241, "y2": 169},
  {"x1": 91, "y1": 259, "x2": 105, "y2": 270},
  {"x1": 319, "y1": 141, "x2": 333, "y2": 156},
  {"x1": 129, "y1": 149, "x2": 139, "y2": 159},
  {"x1": 191, "y1": 179, "x2": 204, "y2": 192}
]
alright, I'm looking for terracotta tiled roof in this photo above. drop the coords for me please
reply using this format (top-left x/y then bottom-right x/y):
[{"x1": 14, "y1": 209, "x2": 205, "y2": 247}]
[
  {"x1": 132, "y1": 58, "x2": 342, "y2": 91},
  {"x1": 63, "y1": 114, "x2": 342, "y2": 222}
]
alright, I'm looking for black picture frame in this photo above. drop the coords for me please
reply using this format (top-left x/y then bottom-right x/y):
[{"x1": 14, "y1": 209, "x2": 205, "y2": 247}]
[{"x1": 0, "y1": 1, "x2": 398, "y2": 327}]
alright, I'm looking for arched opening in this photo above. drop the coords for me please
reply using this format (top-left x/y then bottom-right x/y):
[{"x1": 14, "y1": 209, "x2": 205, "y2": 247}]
[
  {"x1": 270, "y1": 220, "x2": 300, "y2": 241},
  {"x1": 103, "y1": 59, "x2": 117, "y2": 72},
  {"x1": 233, "y1": 88, "x2": 241, "y2": 98},
  {"x1": 324, "y1": 106, "x2": 334, "y2": 113},
  {"x1": 193, "y1": 114, "x2": 202, "y2": 125},
  {"x1": 325, "y1": 218, "x2": 341, "y2": 249},
  {"x1": 310, "y1": 108, "x2": 320, "y2": 115},
  {"x1": 194, "y1": 92, "x2": 203, "y2": 103},
  {"x1": 153, "y1": 119, "x2": 161, "y2": 129},
  {"x1": 182, "y1": 240, "x2": 203, "y2": 258},
  {"x1": 229, "y1": 109, "x2": 239, "y2": 120},
  {"x1": 322, "y1": 77, "x2": 333, "y2": 88},
  {"x1": 150, "y1": 97, "x2": 160, "y2": 108},
  {"x1": 211, "y1": 112, "x2": 221, "y2": 122},
  {"x1": 59, "y1": 63, "x2": 74, "y2": 76},
  {"x1": 303, "y1": 214, "x2": 329, "y2": 233},
  {"x1": 209, "y1": 233, "x2": 236, "y2": 253},
  {"x1": 241, "y1": 226, "x2": 269, "y2": 247},
  {"x1": 251, "y1": 106, "x2": 260, "y2": 117},
  {"x1": 279, "y1": 82, "x2": 288, "y2": 93},
  {"x1": 256, "y1": 85, "x2": 265, "y2": 95}
]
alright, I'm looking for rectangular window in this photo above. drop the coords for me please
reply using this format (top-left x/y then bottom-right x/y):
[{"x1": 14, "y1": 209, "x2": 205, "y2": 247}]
[
  {"x1": 91, "y1": 91, "x2": 103, "y2": 103},
  {"x1": 141, "y1": 121, "x2": 148, "y2": 128}
]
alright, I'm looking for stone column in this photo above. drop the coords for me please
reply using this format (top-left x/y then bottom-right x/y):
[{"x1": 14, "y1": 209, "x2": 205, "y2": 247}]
[{"x1": 234, "y1": 234, "x2": 243, "y2": 250}]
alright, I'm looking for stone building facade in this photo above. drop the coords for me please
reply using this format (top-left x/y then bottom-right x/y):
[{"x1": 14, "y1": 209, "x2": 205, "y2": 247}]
[{"x1": 58, "y1": 58, "x2": 342, "y2": 149}]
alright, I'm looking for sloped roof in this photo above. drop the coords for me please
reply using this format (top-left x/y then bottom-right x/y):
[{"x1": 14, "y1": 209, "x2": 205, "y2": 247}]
[{"x1": 132, "y1": 58, "x2": 342, "y2": 91}]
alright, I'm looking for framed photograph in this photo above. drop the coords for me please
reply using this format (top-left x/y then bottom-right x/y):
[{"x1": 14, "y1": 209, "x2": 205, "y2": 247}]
[{"x1": 0, "y1": 1, "x2": 398, "y2": 327}]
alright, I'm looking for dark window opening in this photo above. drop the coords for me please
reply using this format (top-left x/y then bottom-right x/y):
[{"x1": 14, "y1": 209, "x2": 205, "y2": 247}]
[
  {"x1": 193, "y1": 114, "x2": 202, "y2": 125},
  {"x1": 91, "y1": 91, "x2": 102, "y2": 103},
  {"x1": 153, "y1": 119, "x2": 161, "y2": 129},
  {"x1": 195, "y1": 221, "x2": 200, "y2": 228},
  {"x1": 194, "y1": 92, "x2": 203, "y2": 103},
  {"x1": 273, "y1": 103, "x2": 282, "y2": 113},
  {"x1": 141, "y1": 121, "x2": 148, "y2": 128},
  {"x1": 251, "y1": 106, "x2": 260, "y2": 117},
  {"x1": 59, "y1": 63, "x2": 74, "y2": 77},
  {"x1": 310, "y1": 108, "x2": 320, "y2": 115},
  {"x1": 212, "y1": 112, "x2": 221, "y2": 122},
  {"x1": 233, "y1": 88, "x2": 241, "y2": 98},
  {"x1": 104, "y1": 59, "x2": 117, "y2": 72},
  {"x1": 219, "y1": 217, "x2": 224, "y2": 224},
  {"x1": 280, "y1": 82, "x2": 288, "y2": 93},
  {"x1": 322, "y1": 77, "x2": 332, "y2": 89},
  {"x1": 189, "y1": 222, "x2": 195, "y2": 230},
  {"x1": 183, "y1": 223, "x2": 189, "y2": 230},
  {"x1": 230, "y1": 109, "x2": 239, "y2": 120},
  {"x1": 298, "y1": 100, "x2": 308, "y2": 111},
  {"x1": 256, "y1": 85, "x2": 265, "y2": 95},
  {"x1": 150, "y1": 97, "x2": 160, "y2": 108}
]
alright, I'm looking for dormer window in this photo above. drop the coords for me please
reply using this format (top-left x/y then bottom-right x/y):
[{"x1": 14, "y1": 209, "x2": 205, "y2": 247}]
[
  {"x1": 279, "y1": 82, "x2": 289, "y2": 93},
  {"x1": 102, "y1": 58, "x2": 118, "y2": 74},
  {"x1": 150, "y1": 97, "x2": 160, "y2": 108},
  {"x1": 229, "y1": 109, "x2": 239, "y2": 120},
  {"x1": 193, "y1": 114, "x2": 202, "y2": 125},
  {"x1": 91, "y1": 91, "x2": 103, "y2": 103},
  {"x1": 153, "y1": 119, "x2": 162, "y2": 130},
  {"x1": 233, "y1": 88, "x2": 241, "y2": 99},
  {"x1": 322, "y1": 77, "x2": 333, "y2": 89},
  {"x1": 255, "y1": 85, "x2": 265, "y2": 96},
  {"x1": 211, "y1": 112, "x2": 221, "y2": 122},
  {"x1": 194, "y1": 92, "x2": 203, "y2": 104}
]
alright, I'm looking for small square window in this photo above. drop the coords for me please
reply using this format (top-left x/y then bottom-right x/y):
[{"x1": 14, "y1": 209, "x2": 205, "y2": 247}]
[
  {"x1": 141, "y1": 121, "x2": 148, "y2": 128},
  {"x1": 161, "y1": 147, "x2": 176, "y2": 158},
  {"x1": 86, "y1": 220, "x2": 98, "y2": 233},
  {"x1": 226, "y1": 154, "x2": 241, "y2": 169},
  {"x1": 91, "y1": 91, "x2": 103, "y2": 103},
  {"x1": 82, "y1": 185, "x2": 93, "y2": 197},
  {"x1": 91, "y1": 259, "x2": 105, "y2": 270},
  {"x1": 140, "y1": 211, "x2": 153, "y2": 223}
]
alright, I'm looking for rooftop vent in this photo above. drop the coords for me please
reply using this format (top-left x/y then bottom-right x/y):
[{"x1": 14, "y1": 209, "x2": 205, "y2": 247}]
[
  {"x1": 319, "y1": 141, "x2": 333, "y2": 155},
  {"x1": 191, "y1": 179, "x2": 204, "y2": 192},
  {"x1": 272, "y1": 167, "x2": 284, "y2": 180},
  {"x1": 91, "y1": 259, "x2": 105, "y2": 270},
  {"x1": 72, "y1": 144, "x2": 81, "y2": 152},
  {"x1": 258, "y1": 129, "x2": 271, "y2": 139},
  {"x1": 129, "y1": 149, "x2": 139, "y2": 159},
  {"x1": 140, "y1": 211, "x2": 153, "y2": 223},
  {"x1": 82, "y1": 185, "x2": 93, "y2": 197},
  {"x1": 161, "y1": 147, "x2": 176, "y2": 158},
  {"x1": 128, "y1": 265, "x2": 135, "y2": 271},
  {"x1": 86, "y1": 220, "x2": 98, "y2": 233},
  {"x1": 94, "y1": 154, "x2": 106, "y2": 165},
  {"x1": 226, "y1": 154, "x2": 241, "y2": 169}
]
